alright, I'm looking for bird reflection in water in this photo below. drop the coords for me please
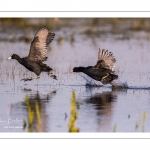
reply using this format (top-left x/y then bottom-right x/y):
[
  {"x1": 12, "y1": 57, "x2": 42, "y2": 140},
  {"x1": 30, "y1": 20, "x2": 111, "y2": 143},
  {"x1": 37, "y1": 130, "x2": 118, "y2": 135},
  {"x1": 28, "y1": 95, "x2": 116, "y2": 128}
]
[
  {"x1": 84, "y1": 87, "x2": 127, "y2": 132},
  {"x1": 85, "y1": 89, "x2": 116, "y2": 110}
]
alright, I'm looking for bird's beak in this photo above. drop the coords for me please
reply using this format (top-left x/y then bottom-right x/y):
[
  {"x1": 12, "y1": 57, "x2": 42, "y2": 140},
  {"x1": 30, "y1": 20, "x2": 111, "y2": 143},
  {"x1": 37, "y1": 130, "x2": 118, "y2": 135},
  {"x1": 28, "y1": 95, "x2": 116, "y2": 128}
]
[
  {"x1": 70, "y1": 70, "x2": 73, "y2": 73},
  {"x1": 8, "y1": 56, "x2": 12, "y2": 60}
]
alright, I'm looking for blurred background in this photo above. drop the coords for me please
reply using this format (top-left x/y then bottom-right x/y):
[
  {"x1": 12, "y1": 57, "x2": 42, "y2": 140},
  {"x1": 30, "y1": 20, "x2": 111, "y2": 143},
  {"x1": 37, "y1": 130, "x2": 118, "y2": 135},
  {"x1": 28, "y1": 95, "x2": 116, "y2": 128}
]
[{"x1": 1, "y1": 18, "x2": 150, "y2": 41}]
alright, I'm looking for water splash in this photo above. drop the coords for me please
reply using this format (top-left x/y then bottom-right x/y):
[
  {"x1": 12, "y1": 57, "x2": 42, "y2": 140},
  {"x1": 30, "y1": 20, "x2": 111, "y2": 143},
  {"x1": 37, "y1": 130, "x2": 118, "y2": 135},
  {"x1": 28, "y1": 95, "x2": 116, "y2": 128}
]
[
  {"x1": 79, "y1": 73, "x2": 103, "y2": 86},
  {"x1": 79, "y1": 72, "x2": 150, "y2": 89},
  {"x1": 111, "y1": 79, "x2": 128, "y2": 88}
]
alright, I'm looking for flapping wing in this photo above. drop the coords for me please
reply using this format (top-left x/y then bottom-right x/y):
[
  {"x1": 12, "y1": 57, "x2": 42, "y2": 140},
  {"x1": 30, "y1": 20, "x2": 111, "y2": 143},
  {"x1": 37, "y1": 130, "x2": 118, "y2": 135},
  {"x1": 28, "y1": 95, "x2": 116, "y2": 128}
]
[
  {"x1": 95, "y1": 48, "x2": 116, "y2": 71},
  {"x1": 28, "y1": 27, "x2": 55, "y2": 62}
]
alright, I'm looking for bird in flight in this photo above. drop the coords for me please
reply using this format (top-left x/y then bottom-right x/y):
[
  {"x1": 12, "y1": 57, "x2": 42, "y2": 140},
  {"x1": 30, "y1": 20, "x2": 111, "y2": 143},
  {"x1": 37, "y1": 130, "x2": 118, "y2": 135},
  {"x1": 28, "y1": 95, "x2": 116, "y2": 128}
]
[
  {"x1": 71, "y1": 48, "x2": 118, "y2": 85},
  {"x1": 8, "y1": 26, "x2": 57, "y2": 81}
]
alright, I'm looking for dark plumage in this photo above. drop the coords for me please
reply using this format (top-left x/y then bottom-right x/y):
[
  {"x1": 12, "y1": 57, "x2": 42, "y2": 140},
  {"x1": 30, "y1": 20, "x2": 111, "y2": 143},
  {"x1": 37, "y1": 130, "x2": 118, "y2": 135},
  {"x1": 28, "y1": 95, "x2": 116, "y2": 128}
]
[
  {"x1": 71, "y1": 48, "x2": 118, "y2": 85},
  {"x1": 8, "y1": 27, "x2": 57, "y2": 81}
]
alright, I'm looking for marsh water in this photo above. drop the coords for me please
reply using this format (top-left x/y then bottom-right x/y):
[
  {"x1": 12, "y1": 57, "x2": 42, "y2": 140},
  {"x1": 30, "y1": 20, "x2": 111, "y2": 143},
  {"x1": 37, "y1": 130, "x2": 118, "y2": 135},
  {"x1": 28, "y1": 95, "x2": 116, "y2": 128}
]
[{"x1": 0, "y1": 18, "x2": 150, "y2": 132}]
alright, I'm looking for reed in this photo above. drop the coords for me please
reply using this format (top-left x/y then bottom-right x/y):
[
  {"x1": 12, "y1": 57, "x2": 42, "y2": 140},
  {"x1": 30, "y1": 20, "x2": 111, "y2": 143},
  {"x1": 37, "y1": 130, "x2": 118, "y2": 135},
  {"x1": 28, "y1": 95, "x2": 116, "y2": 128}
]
[
  {"x1": 142, "y1": 111, "x2": 146, "y2": 132},
  {"x1": 68, "y1": 91, "x2": 79, "y2": 132},
  {"x1": 25, "y1": 95, "x2": 34, "y2": 132},
  {"x1": 23, "y1": 95, "x2": 43, "y2": 132}
]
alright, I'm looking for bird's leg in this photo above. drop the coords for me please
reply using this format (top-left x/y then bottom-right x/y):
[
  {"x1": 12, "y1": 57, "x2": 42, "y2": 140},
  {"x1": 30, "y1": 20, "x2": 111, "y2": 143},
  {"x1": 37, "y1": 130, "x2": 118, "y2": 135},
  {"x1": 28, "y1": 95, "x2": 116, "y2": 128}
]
[
  {"x1": 21, "y1": 76, "x2": 40, "y2": 82},
  {"x1": 48, "y1": 72, "x2": 53, "y2": 76},
  {"x1": 101, "y1": 73, "x2": 109, "y2": 82},
  {"x1": 48, "y1": 70, "x2": 56, "y2": 75}
]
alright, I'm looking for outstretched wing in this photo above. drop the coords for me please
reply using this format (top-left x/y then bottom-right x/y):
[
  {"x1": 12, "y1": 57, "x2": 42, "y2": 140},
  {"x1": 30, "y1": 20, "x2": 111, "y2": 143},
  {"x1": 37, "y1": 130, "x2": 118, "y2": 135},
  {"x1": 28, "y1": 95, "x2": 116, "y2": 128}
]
[
  {"x1": 28, "y1": 26, "x2": 55, "y2": 62},
  {"x1": 94, "y1": 48, "x2": 116, "y2": 71}
]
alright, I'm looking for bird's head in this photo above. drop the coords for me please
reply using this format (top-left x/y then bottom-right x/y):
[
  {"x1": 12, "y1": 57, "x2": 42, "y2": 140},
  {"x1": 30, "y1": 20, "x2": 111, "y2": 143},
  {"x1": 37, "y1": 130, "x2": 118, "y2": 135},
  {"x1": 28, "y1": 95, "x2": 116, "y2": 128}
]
[
  {"x1": 8, "y1": 54, "x2": 19, "y2": 60},
  {"x1": 71, "y1": 67, "x2": 85, "y2": 73}
]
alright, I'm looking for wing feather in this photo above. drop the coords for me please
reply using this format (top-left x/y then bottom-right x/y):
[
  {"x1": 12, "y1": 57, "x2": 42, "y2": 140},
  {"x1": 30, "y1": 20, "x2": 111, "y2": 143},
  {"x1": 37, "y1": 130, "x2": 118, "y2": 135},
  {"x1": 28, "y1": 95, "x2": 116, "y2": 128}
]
[
  {"x1": 28, "y1": 27, "x2": 55, "y2": 62},
  {"x1": 95, "y1": 48, "x2": 116, "y2": 71}
]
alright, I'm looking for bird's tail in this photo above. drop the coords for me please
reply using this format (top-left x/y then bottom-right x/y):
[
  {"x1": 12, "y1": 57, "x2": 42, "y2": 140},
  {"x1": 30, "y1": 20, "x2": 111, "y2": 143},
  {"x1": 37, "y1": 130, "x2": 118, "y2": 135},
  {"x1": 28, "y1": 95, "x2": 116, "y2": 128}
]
[
  {"x1": 39, "y1": 63, "x2": 53, "y2": 72},
  {"x1": 111, "y1": 74, "x2": 118, "y2": 80}
]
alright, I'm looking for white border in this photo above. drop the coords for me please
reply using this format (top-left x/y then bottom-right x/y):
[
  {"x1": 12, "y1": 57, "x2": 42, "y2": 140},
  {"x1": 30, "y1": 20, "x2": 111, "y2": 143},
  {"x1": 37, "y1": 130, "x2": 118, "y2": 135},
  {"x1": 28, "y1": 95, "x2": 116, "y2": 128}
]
[
  {"x1": 0, "y1": 133, "x2": 149, "y2": 139},
  {"x1": 1, "y1": 12, "x2": 150, "y2": 18},
  {"x1": 0, "y1": 0, "x2": 149, "y2": 11}
]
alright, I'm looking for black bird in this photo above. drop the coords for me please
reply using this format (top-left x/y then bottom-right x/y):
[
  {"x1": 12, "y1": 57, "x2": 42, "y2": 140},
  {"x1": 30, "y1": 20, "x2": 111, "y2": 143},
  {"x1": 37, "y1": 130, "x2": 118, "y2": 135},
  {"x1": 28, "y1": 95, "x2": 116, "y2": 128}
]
[
  {"x1": 71, "y1": 48, "x2": 118, "y2": 85},
  {"x1": 8, "y1": 27, "x2": 57, "y2": 81}
]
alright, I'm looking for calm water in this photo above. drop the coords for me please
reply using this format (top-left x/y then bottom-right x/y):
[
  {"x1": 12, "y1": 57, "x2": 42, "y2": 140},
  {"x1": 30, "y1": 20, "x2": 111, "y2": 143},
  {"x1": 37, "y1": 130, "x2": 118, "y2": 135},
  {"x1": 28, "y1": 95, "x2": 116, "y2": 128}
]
[{"x1": 0, "y1": 22, "x2": 150, "y2": 132}]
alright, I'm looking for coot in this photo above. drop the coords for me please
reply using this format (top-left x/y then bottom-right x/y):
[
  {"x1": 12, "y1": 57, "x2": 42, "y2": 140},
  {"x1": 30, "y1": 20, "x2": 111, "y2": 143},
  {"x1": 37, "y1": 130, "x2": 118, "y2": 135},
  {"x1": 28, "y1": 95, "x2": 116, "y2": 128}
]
[
  {"x1": 8, "y1": 27, "x2": 57, "y2": 81},
  {"x1": 71, "y1": 48, "x2": 118, "y2": 85}
]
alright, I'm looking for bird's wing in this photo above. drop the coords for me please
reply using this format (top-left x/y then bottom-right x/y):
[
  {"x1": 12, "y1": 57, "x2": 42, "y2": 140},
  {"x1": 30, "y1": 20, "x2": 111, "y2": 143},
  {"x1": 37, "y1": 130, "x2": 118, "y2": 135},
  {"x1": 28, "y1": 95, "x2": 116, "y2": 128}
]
[
  {"x1": 95, "y1": 48, "x2": 116, "y2": 71},
  {"x1": 28, "y1": 27, "x2": 55, "y2": 62}
]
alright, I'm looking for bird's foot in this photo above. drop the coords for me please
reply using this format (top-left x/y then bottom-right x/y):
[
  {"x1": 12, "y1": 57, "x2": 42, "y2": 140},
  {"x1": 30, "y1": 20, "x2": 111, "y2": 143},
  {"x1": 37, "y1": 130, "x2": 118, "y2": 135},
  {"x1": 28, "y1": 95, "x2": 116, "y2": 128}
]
[
  {"x1": 49, "y1": 74, "x2": 57, "y2": 80},
  {"x1": 101, "y1": 79, "x2": 108, "y2": 85},
  {"x1": 51, "y1": 75, "x2": 57, "y2": 80},
  {"x1": 21, "y1": 78, "x2": 33, "y2": 82},
  {"x1": 101, "y1": 76, "x2": 109, "y2": 85},
  {"x1": 48, "y1": 71, "x2": 57, "y2": 80},
  {"x1": 21, "y1": 76, "x2": 40, "y2": 82}
]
